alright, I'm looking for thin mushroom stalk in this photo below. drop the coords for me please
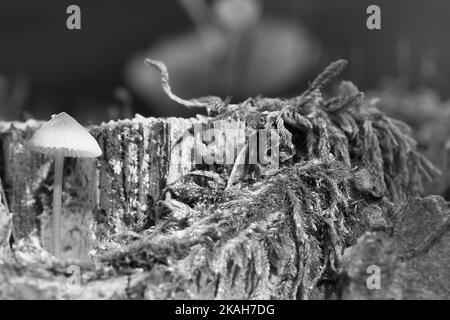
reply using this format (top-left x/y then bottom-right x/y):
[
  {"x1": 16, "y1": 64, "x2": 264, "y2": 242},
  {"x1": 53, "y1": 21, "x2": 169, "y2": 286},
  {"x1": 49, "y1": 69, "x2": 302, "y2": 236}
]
[
  {"x1": 28, "y1": 112, "x2": 102, "y2": 259},
  {"x1": 52, "y1": 150, "x2": 64, "y2": 257}
]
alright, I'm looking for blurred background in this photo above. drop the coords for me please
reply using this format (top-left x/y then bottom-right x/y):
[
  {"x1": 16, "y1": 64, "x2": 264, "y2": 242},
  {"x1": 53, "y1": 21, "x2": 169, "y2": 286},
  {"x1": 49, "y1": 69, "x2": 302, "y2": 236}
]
[
  {"x1": 0, "y1": 0, "x2": 449, "y2": 122},
  {"x1": 0, "y1": 0, "x2": 449, "y2": 197}
]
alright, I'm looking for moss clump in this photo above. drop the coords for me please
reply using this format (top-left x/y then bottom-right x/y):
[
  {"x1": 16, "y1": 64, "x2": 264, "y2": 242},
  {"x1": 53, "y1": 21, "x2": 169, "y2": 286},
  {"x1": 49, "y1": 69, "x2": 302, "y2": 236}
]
[
  {"x1": 204, "y1": 61, "x2": 438, "y2": 203},
  {"x1": 147, "y1": 58, "x2": 439, "y2": 203}
]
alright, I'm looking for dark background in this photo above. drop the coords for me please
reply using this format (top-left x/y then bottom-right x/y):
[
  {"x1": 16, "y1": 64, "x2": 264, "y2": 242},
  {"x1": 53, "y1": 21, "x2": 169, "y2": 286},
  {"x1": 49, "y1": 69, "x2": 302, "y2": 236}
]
[{"x1": 0, "y1": 0, "x2": 449, "y2": 124}]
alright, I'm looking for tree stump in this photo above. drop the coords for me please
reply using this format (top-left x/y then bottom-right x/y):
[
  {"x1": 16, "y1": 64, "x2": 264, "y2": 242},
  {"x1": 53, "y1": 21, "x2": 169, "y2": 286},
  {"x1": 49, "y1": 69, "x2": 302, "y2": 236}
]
[
  {"x1": 0, "y1": 62, "x2": 441, "y2": 299},
  {"x1": 1, "y1": 117, "x2": 199, "y2": 261}
]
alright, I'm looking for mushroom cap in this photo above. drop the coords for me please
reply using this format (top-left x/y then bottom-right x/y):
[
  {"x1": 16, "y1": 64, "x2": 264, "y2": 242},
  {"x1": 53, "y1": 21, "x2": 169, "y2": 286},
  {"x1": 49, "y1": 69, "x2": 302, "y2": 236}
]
[{"x1": 29, "y1": 112, "x2": 102, "y2": 158}]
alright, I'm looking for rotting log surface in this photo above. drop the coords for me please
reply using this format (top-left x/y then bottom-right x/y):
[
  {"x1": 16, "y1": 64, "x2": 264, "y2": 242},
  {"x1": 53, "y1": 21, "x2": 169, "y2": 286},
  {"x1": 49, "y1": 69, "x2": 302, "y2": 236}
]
[{"x1": 1, "y1": 117, "x2": 199, "y2": 261}]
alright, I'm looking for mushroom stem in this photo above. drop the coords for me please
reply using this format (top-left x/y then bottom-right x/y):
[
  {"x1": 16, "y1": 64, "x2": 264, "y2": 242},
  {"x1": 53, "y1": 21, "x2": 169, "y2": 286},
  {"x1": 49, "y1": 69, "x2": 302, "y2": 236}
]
[{"x1": 52, "y1": 150, "x2": 64, "y2": 258}]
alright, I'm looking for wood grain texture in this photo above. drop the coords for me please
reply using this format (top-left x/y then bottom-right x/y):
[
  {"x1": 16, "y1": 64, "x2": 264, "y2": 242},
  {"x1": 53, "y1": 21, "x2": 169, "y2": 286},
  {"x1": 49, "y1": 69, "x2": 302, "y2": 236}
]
[{"x1": 0, "y1": 116, "x2": 199, "y2": 261}]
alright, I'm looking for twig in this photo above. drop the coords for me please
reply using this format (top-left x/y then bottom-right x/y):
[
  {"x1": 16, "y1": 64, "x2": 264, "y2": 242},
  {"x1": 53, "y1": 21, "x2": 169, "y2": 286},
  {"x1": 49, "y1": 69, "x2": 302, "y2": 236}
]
[{"x1": 144, "y1": 59, "x2": 214, "y2": 109}]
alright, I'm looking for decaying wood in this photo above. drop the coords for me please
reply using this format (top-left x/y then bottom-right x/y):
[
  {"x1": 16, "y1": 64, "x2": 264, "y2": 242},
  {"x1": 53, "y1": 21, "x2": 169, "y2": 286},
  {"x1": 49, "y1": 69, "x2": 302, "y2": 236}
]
[{"x1": 1, "y1": 117, "x2": 199, "y2": 261}]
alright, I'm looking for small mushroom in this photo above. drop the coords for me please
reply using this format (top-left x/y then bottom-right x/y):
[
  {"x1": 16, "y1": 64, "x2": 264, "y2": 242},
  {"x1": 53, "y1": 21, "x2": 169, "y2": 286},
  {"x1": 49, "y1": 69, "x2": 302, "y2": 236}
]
[{"x1": 29, "y1": 112, "x2": 102, "y2": 258}]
